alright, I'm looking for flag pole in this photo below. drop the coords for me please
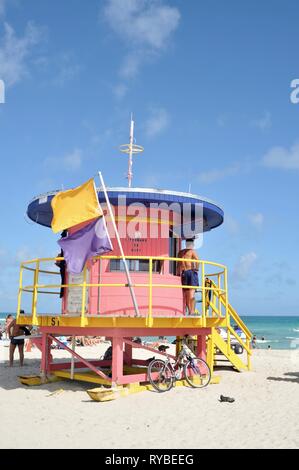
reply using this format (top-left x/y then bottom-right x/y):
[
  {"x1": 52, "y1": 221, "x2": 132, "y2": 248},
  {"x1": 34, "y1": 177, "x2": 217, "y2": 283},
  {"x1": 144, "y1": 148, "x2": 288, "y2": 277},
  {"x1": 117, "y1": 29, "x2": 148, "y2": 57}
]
[{"x1": 98, "y1": 171, "x2": 140, "y2": 318}]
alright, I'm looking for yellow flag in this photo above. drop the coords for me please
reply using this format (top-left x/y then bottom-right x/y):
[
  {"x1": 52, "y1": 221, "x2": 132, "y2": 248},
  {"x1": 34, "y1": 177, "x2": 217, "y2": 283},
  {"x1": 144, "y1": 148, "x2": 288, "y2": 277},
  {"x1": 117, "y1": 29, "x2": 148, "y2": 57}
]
[{"x1": 51, "y1": 178, "x2": 102, "y2": 233}]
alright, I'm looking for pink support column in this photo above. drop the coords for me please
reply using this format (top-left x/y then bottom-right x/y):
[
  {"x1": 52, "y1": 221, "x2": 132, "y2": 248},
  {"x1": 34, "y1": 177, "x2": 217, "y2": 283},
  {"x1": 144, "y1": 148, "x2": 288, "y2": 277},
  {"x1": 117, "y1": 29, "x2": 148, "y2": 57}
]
[
  {"x1": 111, "y1": 336, "x2": 124, "y2": 385},
  {"x1": 124, "y1": 339, "x2": 133, "y2": 366},
  {"x1": 41, "y1": 333, "x2": 49, "y2": 378},
  {"x1": 197, "y1": 334, "x2": 207, "y2": 361},
  {"x1": 47, "y1": 337, "x2": 53, "y2": 370}
]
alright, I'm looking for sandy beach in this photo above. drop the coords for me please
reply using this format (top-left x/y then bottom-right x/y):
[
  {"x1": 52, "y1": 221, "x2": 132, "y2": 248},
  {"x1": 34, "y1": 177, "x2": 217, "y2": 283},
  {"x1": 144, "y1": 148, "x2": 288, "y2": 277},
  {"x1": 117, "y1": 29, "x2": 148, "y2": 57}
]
[{"x1": 0, "y1": 341, "x2": 298, "y2": 449}]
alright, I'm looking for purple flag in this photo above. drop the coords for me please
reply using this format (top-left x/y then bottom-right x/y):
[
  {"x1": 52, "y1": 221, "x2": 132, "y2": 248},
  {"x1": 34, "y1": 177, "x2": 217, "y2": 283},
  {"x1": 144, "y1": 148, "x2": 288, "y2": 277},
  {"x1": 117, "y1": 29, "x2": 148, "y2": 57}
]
[{"x1": 58, "y1": 217, "x2": 112, "y2": 274}]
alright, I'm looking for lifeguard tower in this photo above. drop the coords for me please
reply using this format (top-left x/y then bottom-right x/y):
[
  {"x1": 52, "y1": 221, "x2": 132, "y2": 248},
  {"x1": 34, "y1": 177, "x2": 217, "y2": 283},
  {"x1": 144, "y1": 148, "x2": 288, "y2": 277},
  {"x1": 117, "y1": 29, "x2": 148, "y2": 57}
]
[{"x1": 17, "y1": 119, "x2": 252, "y2": 390}]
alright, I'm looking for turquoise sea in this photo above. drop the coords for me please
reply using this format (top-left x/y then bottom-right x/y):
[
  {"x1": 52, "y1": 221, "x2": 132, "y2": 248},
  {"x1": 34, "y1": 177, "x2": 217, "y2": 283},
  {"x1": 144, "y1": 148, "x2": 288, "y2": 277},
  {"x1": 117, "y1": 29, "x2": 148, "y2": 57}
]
[{"x1": 1, "y1": 313, "x2": 298, "y2": 350}]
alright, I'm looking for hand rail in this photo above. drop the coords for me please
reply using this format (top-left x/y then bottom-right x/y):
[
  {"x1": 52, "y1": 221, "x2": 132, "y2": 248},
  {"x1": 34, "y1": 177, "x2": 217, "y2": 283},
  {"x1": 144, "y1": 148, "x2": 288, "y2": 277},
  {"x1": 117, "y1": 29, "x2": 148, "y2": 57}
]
[
  {"x1": 228, "y1": 305, "x2": 252, "y2": 338},
  {"x1": 206, "y1": 278, "x2": 252, "y2": 371},
  {"x1": 227, "y1": 325, "x2": 252, "y2": 354},
  {"x1": 17, "y1": 255, "x2": 228, "y2": 321},
  {"x1": 23, "y1": 255, "x2": 227, "y2": 270},
  {"x1": 209, "y1": 279, "x2": 252, "y2": 339}
]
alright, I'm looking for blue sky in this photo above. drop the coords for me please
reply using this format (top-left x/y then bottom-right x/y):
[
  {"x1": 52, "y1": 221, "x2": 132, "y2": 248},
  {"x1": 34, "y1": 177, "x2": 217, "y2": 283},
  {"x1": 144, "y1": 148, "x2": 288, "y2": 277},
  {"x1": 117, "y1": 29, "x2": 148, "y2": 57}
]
[{"x1": 0, "y1": 0, "x2": 299, "y2": 315}]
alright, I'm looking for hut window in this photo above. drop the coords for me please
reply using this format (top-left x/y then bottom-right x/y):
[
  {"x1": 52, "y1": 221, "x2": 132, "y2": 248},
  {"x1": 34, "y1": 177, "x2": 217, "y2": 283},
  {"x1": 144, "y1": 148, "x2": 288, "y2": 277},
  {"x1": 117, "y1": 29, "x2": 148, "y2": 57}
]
[
  {"x1": 169, "y1": 231, "x2": 178, "y2": 275},
  {"x1": 110, "y1": 259, "x2": 162, "y2": 273}
]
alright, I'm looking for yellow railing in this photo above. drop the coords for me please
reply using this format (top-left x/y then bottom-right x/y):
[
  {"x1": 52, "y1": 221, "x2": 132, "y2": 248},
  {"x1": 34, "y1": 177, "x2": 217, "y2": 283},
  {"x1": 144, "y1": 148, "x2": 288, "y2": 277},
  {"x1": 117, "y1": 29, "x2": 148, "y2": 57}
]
[
  {"x1": 207, "y1": 278, "x2": 252, "y2": 370},
  {"x1": 16, "y1": 255, "x2": 229, "y2": 325}
]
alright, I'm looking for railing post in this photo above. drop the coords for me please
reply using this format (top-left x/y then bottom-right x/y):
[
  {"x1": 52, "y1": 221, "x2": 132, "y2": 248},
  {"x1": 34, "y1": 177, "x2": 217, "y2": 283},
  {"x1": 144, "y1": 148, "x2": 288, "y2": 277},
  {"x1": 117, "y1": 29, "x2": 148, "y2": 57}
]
[
  {"x1": 247, "y1": 338, "x2": 251, "y2": 370},
  {"x1": 206, "y1": 329, "x2": 214, "y2": 375},
  {"x1": 17, "y1": 264, "x2": 24, "y2": 323},
  {"x1": 71, "y1": 336, "x2": 76, "y2": 379},
  {"x1": 147, "y1": 258, "x2": 153, "y2": 327},
  {"x1": 201, "y1": 261, "x2": 206, "y2": 326},
  {"x1": 217, "y1": 273, "x2": 221, "y2": 319},
  {"x1": 224, "y1": 267, "x2": 229, "y2": 325},
  {"x1": 41, "y1": 332, "x2": 49, "y2": 382},
  {"x1": 227, "y1": 328, "x2": 231, "y2": 357},
  {"x1": 81, "y1": 265, "x2": 87, "y2": 327},
  {"x1": 32, "y1": 260, "x2": 40, "y2": 326}
]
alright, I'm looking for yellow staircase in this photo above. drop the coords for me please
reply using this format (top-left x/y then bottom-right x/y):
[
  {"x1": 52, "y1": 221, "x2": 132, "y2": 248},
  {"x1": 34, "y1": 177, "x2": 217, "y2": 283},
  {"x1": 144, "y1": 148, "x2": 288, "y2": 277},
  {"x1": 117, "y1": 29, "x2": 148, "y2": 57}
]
[{"x1": 206, "y1": 280, "x2": 253, "y2": 373}]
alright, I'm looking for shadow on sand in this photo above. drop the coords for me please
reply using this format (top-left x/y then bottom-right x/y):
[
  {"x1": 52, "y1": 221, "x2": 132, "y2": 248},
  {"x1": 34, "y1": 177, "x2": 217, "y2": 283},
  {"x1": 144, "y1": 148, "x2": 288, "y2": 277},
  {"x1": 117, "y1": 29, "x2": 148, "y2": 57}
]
[
  {"x1": 0, "y1": 357, "x2": 98, "y2": 395},
  {"x1": 267, "y1": 372, "x2": 299, "y2": 384}
]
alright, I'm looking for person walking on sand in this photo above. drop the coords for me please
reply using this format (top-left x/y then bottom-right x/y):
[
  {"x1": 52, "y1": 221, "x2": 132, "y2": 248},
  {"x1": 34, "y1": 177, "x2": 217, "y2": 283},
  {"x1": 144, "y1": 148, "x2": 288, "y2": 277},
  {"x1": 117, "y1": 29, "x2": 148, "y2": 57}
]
[
  {"x1": 177, "y1": 239, "x2": 199, "y2": 315},
  {"x1": 4, "y1": 314, "x2": 13, "y2": 340},
  {"x1": 8, "y1": 318, "x2": 26, "y2": 367}
]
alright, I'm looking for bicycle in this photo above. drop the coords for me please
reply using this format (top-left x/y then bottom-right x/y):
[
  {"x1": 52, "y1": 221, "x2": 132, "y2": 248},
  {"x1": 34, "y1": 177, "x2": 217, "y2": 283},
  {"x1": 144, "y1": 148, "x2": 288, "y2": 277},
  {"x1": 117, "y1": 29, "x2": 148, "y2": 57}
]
[{"x1": 147, "y1": 340, "x2": 211, "y2": 392}]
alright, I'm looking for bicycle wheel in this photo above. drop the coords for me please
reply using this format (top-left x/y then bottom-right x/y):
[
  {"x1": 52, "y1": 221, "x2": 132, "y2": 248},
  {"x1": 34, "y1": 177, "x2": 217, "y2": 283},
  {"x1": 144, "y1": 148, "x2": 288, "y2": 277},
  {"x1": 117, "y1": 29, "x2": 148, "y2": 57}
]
[
  {"x1": 148, "y1": 359, "x2": 174, "y2": 392},
  {"x1": 184, "y1": 357, "x2": 211, "y2": 388}
]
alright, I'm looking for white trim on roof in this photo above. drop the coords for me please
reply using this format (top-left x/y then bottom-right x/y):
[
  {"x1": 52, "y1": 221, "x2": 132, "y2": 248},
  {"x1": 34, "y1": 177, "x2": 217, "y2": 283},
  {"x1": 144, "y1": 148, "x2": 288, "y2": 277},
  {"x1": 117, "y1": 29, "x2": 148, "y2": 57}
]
[{"x1": 29, "y1": 186, "x2": 223, "y2": 212}]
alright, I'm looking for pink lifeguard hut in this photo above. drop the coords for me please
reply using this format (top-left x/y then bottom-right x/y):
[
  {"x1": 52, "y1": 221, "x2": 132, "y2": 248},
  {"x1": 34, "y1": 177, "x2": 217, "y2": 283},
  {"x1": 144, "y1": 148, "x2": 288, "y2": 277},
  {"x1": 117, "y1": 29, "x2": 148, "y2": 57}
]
[{"x1": 17, "y1": 119, "x2": 252, "y2": 390}]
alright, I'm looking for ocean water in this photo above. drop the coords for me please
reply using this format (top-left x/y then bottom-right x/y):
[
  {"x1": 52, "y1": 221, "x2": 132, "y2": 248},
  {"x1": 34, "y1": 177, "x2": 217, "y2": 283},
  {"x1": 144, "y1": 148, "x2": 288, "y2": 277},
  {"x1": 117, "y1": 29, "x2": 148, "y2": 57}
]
[{"x1": 1, "y1": 313, "x2": 298, "y2": 350}]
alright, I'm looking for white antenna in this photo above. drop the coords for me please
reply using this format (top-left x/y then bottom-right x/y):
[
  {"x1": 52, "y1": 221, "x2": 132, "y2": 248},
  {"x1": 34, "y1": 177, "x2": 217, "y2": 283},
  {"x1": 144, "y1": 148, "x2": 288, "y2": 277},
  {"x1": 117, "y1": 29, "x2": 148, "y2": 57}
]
[{"x1": 119, "y1": 114, "x2": 144, "y2": 188}]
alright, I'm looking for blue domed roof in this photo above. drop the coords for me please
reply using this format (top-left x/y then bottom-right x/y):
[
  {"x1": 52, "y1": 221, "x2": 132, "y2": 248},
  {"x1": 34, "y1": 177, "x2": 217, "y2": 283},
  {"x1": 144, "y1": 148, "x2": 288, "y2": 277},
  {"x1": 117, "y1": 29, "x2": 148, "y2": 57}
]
[{"x1": 27, "y1": 187, "x2": 224, "y2": 237}]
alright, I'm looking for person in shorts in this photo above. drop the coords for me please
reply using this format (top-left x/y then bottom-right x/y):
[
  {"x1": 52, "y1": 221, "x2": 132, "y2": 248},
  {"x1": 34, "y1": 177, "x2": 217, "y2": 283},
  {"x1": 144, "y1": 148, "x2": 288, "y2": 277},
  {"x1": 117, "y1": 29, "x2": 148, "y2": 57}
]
[
  {"x1": 177, "y1": 239, "x2": 199, "y2": 315},
  {"x1": 8, "y1": 318, "x2": 26, "y2": 367},
  {"x1": 4, "y1": 314, "x2": 13, "y2": 340}
]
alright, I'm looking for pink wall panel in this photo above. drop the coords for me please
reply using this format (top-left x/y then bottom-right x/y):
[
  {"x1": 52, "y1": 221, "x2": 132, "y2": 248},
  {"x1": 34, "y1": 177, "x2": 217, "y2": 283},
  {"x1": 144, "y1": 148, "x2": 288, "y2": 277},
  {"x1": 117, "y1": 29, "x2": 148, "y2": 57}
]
[{"x1": 62, "y1": 206, "x2": 184, "y2": 316}]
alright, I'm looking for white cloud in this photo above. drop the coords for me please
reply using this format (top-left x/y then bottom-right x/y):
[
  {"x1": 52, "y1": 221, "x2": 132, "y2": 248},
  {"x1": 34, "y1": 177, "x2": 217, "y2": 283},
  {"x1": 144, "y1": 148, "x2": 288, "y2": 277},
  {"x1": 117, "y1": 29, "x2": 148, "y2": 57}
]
[
  {"x1": 102, "y1": 0, "x2": 180, "y2": 91},
  {"x1": 63, "y1": 149, "x2": 82, "y2": 171},
  {"x1": 120, "y1": 52, "x2": 142, "y2": 80},
  {"x1": 249, "y1": 212, "x2": 264, "y2": 229},
  {"x1": 113, "y1": 82, "x2": 128, "y2": 99},
  {"x1": 252, "y1": 111, "x2": 272, "y2": 131},
  {"x1": 15, "y1": 246, "x2": 33, "y2": 264},
  {"x1": 198, "y1": 163, "x2": 240, "y2": 184},
  {"x1": 0, "y1": 21, "x2": 42, "y2": 87},
  {"x1": 233, "y1": 252, "x2": 258, "y2": 281},
  {"x1": 225, "y1": 214, "x2": 240, "y2": 235},
  {"x1": 103, "y1": 0, "x2": 180, "y2": 50},
  {"x1": 262, "y1": 142, "x2": 299, "y2": 170},
  {"x1": 44, "y1": 149, "x2": 83, "y2": 172},
  {"x1": 144, "y1": 107, "x2": 170, "y2": 138},
  {"x1": 0, "y1": 245, "x2": 34, "y2": 270},
  {"x1": 53, "y1": 53, "x2": 81, "y2": 87},
  {"x1": 216, "y1": 113, "x2": 229, "y2": 127}
]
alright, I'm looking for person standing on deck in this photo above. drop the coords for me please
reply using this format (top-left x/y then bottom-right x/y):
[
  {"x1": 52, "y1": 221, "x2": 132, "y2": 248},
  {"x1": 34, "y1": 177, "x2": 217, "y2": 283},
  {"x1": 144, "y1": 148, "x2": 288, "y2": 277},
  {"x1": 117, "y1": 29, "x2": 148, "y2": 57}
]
[{"x1": 177, "y1": 239, "x2": 199, "y2": 315}]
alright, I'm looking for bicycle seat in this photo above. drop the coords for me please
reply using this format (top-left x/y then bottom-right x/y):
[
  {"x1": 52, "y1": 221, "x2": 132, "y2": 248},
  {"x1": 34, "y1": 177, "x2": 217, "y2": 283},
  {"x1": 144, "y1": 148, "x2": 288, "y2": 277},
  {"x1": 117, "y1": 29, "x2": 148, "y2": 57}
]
[{"x1": 158, "y1": 345, "x2": 170, "y2": 352}]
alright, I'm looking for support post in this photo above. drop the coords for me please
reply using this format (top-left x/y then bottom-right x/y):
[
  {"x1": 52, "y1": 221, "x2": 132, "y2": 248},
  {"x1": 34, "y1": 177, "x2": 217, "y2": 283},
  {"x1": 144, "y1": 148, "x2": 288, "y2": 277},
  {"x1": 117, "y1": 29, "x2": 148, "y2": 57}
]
[
  {"x1": 41, "y1": 333, "x2": 49, "y2": 382},
  {"x1": 224, "y1": 267, "x2": 229, "y2": 326},
  {"x1": 148, "y1": 257, "x2": 153, "y2": 327},
  {"x1": 201, "y1": 262, "x2": 206, "y2": 326},
  {"x1": 247, "y1": 338, "x2": 251, "y2": 371},
  {"x1": 124, "y1": 340, "x2": 133, "y2": 366},
  {"x1": 71, "y1": 336, "x2": 76, "y2": 379},
  {"x1": 47, "y1": 337, "x2": 53, "y2": 370},
  {"x1": 17, "y1": 264, "x2": 24, "y2": 324},
  {"x1": 32, "y1": 260, "x2": 40, "y2": 325},
  {"x1": 112, "y1": 336, "x2": 124, "y2": 386},
  {"x1": 197, "y1": 333, "x2": 207, "y2": 362},
  {"x1": 206, "y1": 330, "x2": 215, "y2": 375}
]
